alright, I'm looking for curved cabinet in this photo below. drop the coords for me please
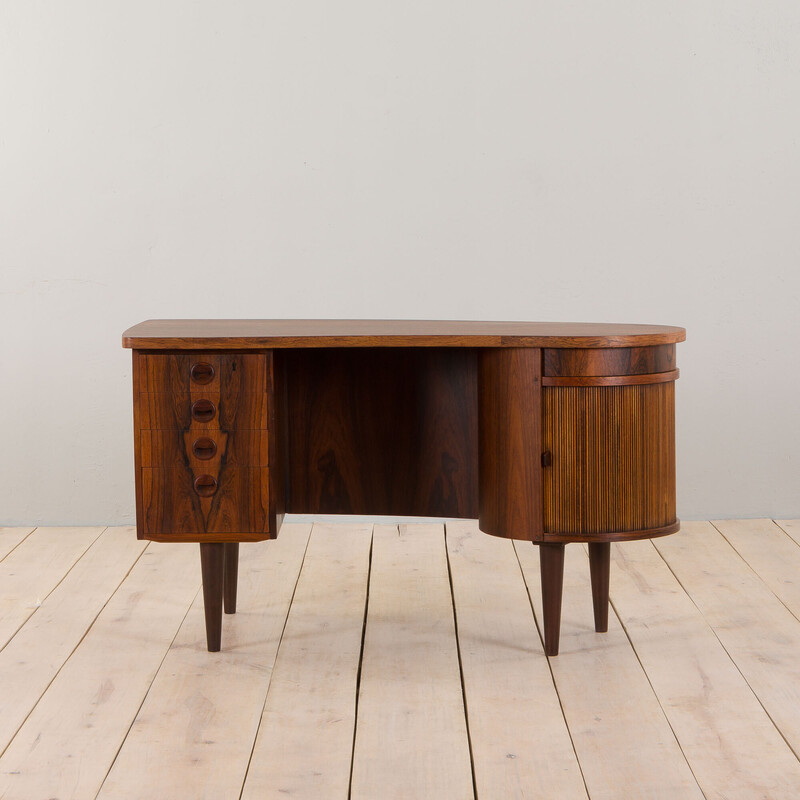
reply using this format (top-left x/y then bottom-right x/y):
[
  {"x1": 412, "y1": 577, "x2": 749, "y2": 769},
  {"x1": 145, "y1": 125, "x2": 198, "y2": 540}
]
[{"x1": 542, "y1": 382, "x2": 677, "y2": 541}]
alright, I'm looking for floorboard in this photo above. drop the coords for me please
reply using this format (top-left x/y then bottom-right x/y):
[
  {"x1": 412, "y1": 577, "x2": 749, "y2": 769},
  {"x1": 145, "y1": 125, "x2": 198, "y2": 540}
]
[
  {"x1": 0, "y1": 527, "x2": 147, "y2": 755},
  {"x1": 515, "y1": 541, "x2": 703, "y2": 800},
  {"x1": 446, "y1": 521, "x2": 587, "y2": 800},
  {"x1": 0, "y1": 542, "x2": 199, "y2": 800},
  {"x1": 350, "y1": 524, "x2": 474, "y2": 800},
  {"x1": 0, "y1": 527, "x2": 35, "y2": 562},
  {"x1": 0, "y1": 526, "x2": 105, "y2": 650},
  {"x1": 714, "y1": 518, "x2": 800, "y2": 620},
  {"x1": 776, "y1": 519, "x2": 800, "y2": 547},
  {"x1": 612, "y1": 534, "x2": 800, "y2": 799},
  {"x1": 1, "y1": 521, "x2": 800, "y2": 799},
  {"x1": 97, "y1": 524, "x2": 311, "y2": 800},
  {"x1": 241, "y1": 524, "x2": 371, "y2": 800},
  {"x1": 654, "y1": 521, "x2": 800, "y2": 787}
]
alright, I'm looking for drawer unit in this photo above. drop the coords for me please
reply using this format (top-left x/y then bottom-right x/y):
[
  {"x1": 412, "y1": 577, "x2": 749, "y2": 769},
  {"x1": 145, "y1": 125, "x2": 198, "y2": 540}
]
[{"x1": 132, "y1": 351, "x2": 275, "y2": 542}]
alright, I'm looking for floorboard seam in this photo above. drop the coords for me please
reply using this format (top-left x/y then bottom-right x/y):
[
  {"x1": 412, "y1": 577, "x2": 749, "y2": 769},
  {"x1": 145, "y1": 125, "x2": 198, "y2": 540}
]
[
  {"x1": 711, "y1": 520, "x2": 800, "y2": 627},
  {"x1": 94, "y1": 578, "x2": 202, "y2": 798},
  {"x1": 511, "y1": 540, "x2": 591, "y2": 800},
  {"x1": 604, "y1": 542, "x2": 708, "y2": 798},
  {"x1": 346, "y1": 526, "x2": 374, "y2": 800},
  {"x1": 652, "y1": 537, "x2": 800, "y2": 766},
  {"x1": 0, "y1": 538, "x2": 151, "y2": 761},
  {"x1": 443, "y1": 523, "x2": 478, "y2": 800},
  {"x1": 0, "y1": 526, "x2": 108, "y2": 656},
  {"x1": 237, "y1": 525, "x2": 314, "y2": 800},
  {"x1": 0, "y1": 527, "x2": 37, "y2": 563}
]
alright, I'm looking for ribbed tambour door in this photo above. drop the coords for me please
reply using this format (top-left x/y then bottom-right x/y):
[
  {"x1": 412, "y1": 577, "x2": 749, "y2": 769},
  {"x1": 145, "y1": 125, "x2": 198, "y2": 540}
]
[{"x1": 542, "y1": 383, "x2": 676, "y2": 536}]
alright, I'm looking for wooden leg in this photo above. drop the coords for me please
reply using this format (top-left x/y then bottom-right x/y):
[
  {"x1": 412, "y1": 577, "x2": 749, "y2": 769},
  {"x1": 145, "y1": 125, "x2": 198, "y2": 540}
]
[
  {"x1": 539, "y1": 543, "x2": 565, "y2": 657},
  {"x1": 200, "y1": 543, "x2": 225, "y2": 652},
  {"x1": 223, "y1": 542, "x2": 239, "y2": 615},
  {"x1": 588, "y1": 541, "x2": 610, "y2": 633}
]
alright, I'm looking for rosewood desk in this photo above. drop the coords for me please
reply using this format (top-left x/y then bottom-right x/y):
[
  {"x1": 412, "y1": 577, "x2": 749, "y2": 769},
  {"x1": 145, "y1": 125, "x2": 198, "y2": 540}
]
[{"x1": 122, "y1": 320, "x2": 685, "y2": 656}]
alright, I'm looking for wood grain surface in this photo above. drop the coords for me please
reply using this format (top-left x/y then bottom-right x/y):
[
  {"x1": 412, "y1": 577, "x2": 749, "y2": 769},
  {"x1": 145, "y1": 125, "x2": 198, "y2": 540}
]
[
  {"x1": 123, "y1": 319, "x2": 686, "y2": 349},
  {"x1": 141, "y1": 467, "x2": 270, "y2": 541},
  {"x1": 137, "y1": 352, "x2": 267, "y2": 393},
  {"x1": 542, "y1": 383, "x2": 676, "y2": 539},
  {"x1": 139, "y1": 429, "x2": 268, "y2": 467},
  {"x1": 133, "y1": 352, "x2": 274, "y2": 541},
  {"x1": 7, "y1": 521, "x2": 800, "y2": 800},
  {"x1": 285, "y1": 348, "x2": 479, "y2": 518},
  {"x1": 478, "y1": 348, "x2": 543, "y2": 541},
  {"x1": 543, "y1": 345, "x2": 675, "y2": 376}
]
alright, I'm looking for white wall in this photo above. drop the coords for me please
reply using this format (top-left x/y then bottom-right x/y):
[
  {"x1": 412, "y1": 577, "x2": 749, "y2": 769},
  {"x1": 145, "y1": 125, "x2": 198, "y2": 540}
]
[{"x1": 1, "y1": 1, "x2": 799, "y2": 525}]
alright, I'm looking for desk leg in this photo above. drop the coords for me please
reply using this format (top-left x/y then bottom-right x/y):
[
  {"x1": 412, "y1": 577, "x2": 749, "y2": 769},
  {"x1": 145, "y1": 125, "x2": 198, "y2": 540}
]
[
  {"x1": 224, "y1": 543, "x2": 239, "y2": 614},
  {"x1": 588, "y1": 542, "x2": 610, "y2": 633},
  {"x1": 539, "y1": 543, "x2": 565, "y2": 656},
  {"x1": 200, "y1": 543, "x2": 224, "y2": 652}
]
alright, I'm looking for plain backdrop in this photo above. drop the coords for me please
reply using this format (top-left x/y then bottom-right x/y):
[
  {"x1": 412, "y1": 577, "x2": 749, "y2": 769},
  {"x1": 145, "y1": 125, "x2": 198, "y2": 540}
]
[{"x1": 1, "y1": 1, "x2": 798, "y2": 525}]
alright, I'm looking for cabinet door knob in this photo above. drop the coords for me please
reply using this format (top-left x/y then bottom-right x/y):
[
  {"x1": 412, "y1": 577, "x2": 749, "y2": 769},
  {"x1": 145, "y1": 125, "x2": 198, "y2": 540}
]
[
  {"x1": 190, "y1": 362, "x2": 215, "y2": 384},
  {"x1": 192, "y1": 437, "x2": 217, "y2": 460},
  {"x1": 191, "y1": 398, "x2": 216, "y2": 423},
  {"x1": 194, "y1": 474, "x2": 218, "y2": 496}
]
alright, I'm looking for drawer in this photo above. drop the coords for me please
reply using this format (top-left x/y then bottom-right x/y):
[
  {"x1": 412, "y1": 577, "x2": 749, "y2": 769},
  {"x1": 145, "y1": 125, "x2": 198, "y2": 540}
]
[
  {"x1": 137, "y1": 392, "x2": 269, "y2": 430},
  {"x1": 140, "y1": 429, "x2": 269, "y2": 468},
  {"x1": 137, "y1": 353, "x2": 267, "y2": 395},
  {"x1": 543, "y1": 345, "x2": 676, "y2": 378},
  {"x1": 141, "y1": 467, "x2": 270, "y2": 538}
]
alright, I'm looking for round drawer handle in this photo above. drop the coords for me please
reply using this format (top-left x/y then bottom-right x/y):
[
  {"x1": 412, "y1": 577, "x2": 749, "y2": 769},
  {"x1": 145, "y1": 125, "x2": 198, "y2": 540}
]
[
  {"x1": 194, "y1": 474, "x2": 218, "y2": 496},
  {"x1": 192, "y1": 437, "x2": 217, "y2": 460},
  {"x1": 190, "y1": 362, "x2": 215, "y2": 385},
  {"x1": 191, "y1": 398, "x2": 216, "y2": 423}
]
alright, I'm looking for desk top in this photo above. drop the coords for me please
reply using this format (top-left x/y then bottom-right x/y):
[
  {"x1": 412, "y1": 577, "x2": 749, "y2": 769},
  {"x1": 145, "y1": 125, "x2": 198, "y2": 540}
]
[{"x1": 123, "y1": 320, "x2": 685, "y2": 350}]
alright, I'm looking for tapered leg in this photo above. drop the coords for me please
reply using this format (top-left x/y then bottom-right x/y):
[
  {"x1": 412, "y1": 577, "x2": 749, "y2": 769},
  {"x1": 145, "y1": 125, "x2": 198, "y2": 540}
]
[
  {"x1": 223, "y1": 543, "x2": 239, "y2": 615},
  {"x1": 540, "y1": 543, "x2": 566, "y2": 656},
  {"x1": 200, "y1": 543, "x2": 225, "y2": 652},
  {"x1": 588, "y1": 541, "x2": 610, "y2": 633}
]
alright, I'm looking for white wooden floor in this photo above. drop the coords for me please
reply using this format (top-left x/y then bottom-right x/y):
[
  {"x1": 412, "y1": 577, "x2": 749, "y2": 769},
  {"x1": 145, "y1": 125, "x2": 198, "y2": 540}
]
[{"x1": 2, "y1": 520, "x2": 800, "y2": 799}]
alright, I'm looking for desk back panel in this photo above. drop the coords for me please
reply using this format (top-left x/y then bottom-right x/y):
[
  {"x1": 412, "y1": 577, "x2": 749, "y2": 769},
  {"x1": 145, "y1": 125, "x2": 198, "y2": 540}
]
[{"x1": 283, "y1": 348, "x2": 479, "y2": 519}]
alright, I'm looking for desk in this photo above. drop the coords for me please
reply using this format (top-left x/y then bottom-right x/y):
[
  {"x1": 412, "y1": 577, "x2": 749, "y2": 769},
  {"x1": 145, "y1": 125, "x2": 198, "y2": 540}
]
[{"x1": 122, "y1": 320, "x2": 685, "y2": 655}]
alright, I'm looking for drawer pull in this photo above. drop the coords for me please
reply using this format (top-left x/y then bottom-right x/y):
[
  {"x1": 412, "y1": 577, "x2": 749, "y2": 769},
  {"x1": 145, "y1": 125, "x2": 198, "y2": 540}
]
[
  {"x1": 191, "y1": 398, "x2": 216, "y2": 423},
  {"x1": 194, "y1": 474, "x2": 218, "y2": 496},
  {"x1": 190, "y1": 362, "x2": 215, "y2": 385},
  {"x1": 192, "y1": 437, "x2": 217, "y2": 460}
]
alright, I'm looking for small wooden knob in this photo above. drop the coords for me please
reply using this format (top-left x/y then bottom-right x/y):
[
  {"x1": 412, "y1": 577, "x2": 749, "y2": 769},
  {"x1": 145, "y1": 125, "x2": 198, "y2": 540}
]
[
  {"x1": 191, "y1": 398, "x2": 216, "y2": 423},
  {"x1": 190, "y1": 362, "x2": 215, "y2": 385},
  {"x1": 192, "y1": 437, "x2": 217, "y2": 460},
  {"x1": 194, "y1": 474, "x2": 218, "y2": 496}
]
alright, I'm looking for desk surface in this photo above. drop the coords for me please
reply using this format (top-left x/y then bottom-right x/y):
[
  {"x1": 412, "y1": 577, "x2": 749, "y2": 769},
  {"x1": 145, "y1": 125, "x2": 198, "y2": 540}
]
[{"x1": 122, "y1": 319, "x2": 686, "y2": 350}]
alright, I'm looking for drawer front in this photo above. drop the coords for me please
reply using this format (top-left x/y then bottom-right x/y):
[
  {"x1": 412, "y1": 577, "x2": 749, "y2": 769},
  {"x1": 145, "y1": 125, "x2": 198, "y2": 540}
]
[
  {"x1": 137, "y1": 392, "x2": 269, "y2": 430},
  {"x1": 137, "y1": 353, "x2": 267, "y2": 395},
  {"x1": 543, "y1": 345, "x2": 675, "y2": 378},
  {"x1": 141, "y1": 467, "x2": 270, "y2": 539},
  {"x1": 140, "y1": 429, "x2": 269, "y2": 468}
]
